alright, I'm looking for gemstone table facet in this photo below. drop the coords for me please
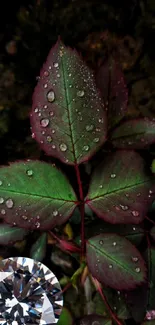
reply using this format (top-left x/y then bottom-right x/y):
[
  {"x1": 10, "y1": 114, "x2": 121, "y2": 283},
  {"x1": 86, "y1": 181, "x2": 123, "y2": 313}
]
[{"x1": 0, "y1": 257, "x2": 63, "y2": 325}]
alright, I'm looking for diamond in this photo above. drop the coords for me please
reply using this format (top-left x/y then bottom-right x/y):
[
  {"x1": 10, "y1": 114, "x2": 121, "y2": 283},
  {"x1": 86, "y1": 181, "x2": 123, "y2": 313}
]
[{"x1": 0, "y1": 257, "x2": 63, "y2": 324}]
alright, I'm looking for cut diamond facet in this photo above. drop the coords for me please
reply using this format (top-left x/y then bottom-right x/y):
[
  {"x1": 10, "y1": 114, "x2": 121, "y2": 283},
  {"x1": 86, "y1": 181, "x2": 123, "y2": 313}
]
[{"x1": 0, "y1": 257, "x2": 63, "y2": 324}]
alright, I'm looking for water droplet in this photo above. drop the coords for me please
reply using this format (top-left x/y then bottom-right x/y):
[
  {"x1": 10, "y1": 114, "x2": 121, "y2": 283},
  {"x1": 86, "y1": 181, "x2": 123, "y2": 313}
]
[
  {"x1": 135, "y1": 267, "x2": 141, "y2": 273},
  {"x1": 40, "y1": 118, "x2": 49, "y2": 128},
  {"x1": 47, "y1": 136, "x2": 52, "y2": 143},
  {"x1": 113, "y1": 306, "x2": 117, "y2": 310},
  {"x1": 120, "y1": 204, "x2": 129, "y2": 211},
  {"x1": 83, "y1": 145, "x2": 89, "y2": 151},
  {"x1": 6, "y1": 199, "x2": 14, "y2": 209},
  {"x1": 132, "y1": 257, "x2": 139, "y2": 262},
  {"x1": 22, "y1": 215, "x2": 28, "y2": 220},
  {"x1": 94, "y1": 138, "x2": 99, "y2": 143},
  {"x1": 77, "y1": 90, "x2": 85, "y2": 97},
  {"x1": 50, "y1": 111, "x2": 54, "y2": 116},
  {"x1": 113, "y1": 242, "x2": 117, "y2": 246},
  {"x1": 34, "y1": 108, "x2": 39, "y2": 113},
  {"x1": 44, "y1": 71, "x2": 49, "y2": 77},
  {"x1": 133, "y1": 227, "x2": 136, "y2": 231},
  {"x1": 47, "y1": 90, "x2": 55, "y2": 102},
  {"x1": 68, "y1": 73, "x2": 72, "y2": 77},
  {"x1": 86, "y1": 124, "x2": 94, "y2": 131},
  {"x1": 35, "y1": 222, "x2": 40, "y2": 228},
  {"x1": 52, "y1": 144, "x2": 56, "y2": 149},
  {"x1": 53, "y1": 210, "x2": 58, "y2": 216},
  {"x1": 26, "y1": 170, "x2": 33, "y2": 176},
  {"x1": 0, "y1": 198, "x2": 4, "y2": 204},
  {"x1": 111, "y1": 174, "x2": 116, "y2": 178},
  {"x1": 53, "y1": 62, "x2": 59, "y2": 68},
  {"x1": 131, "y1": 210, "x2": 139, "y2": 217},
  {"x1": 0, "y1": 181, "x2": 2, "y2": 186},
  {"x1": 99, "y1": 240, "x2": 103, "y2": 245},
  {"x1": 59, "y1": 143, "x2": 67, "y2": 152},
  {"x1": 44, "y1": 83, "x2": 48, "y2": 89},
  {"x1": 149, "y1": 190, "x2": 153, "y2": 194},
  {"x1": 98, "y1": 118, "x2": 104, "y2": 123},
  {"x1": 32, "y1": 133, "x2": 35, "y2": 139},
  {"x1": 99, "y1": 185, "x2": 103, "y2": 189},
  {"x1": 1, "y1": 209, "x2": 5, "y2": 215},
  {"x1": 44, "y1": 105, "x2": 48, "y2": 109},
  {"x1": 57, "y1": 74, "x2": 60, "y2": 78},
  {"x1": 109, "y1": 264, "x2": 113, "y2": 269},
  {"x1": 52, "y1": 129, "x2": 55, "y2": 134}
]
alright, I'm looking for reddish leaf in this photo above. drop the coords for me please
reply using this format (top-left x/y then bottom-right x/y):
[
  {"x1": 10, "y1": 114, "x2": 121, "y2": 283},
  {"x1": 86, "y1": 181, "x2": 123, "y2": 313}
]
[
  {"x1": 96, "y1": 58, "x2": 128, "y2": 129},
  {"x1": 111, "y1": 118, "x2": 155, "y2": 149},
  {"x1": 0, "y1": 224, "x2": 28, "y2": 245},
  {"x1": 30, "y1": 39, "x2": 107, "y2": 165},
  {"x1": 124, "y1": 284, "x2": 148, "y2": 323},
  {"x1": 0, "y1": 160, "x2": 77, "y2": 230},
  {"x1": 86, "y1": 233, "x2": 147, "y2": 290},
  {"x1": 86, "y1": 151, "x2": 155, "y2": 224}
]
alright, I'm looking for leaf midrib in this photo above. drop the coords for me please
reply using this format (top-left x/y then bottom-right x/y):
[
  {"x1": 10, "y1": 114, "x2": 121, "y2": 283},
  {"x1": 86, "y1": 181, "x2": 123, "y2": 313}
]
[
  {"x1": 0, "y1": 189, "x2": 76, "y2": 202},
  {"x1": 89, "y1": 241, "x2": 141, "y2": 278},
  {"x1": 88, "y1": 178, "x2": 153, "y2": 200}
]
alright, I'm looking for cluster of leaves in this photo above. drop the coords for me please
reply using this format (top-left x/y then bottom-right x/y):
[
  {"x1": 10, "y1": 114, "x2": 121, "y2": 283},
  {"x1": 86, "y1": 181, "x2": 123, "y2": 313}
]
[{"x1": 0, "y1": 39, "x2": 155, "y2": 324}]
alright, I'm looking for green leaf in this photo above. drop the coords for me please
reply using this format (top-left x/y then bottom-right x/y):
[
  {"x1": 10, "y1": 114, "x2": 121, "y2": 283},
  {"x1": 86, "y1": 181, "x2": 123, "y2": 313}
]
[
  {"x1": 111, "y1": 118, "x2": 155, "y2": 149},
  {"x1": 0, "y1": 224, "x2": 28, "y2": 245},
  {"x1": 145, "y1": 247, "x2": 155, "y2": 310},
  {"x1": 0, "y1": 160, "x2": 77, "y2": 230},
  {"x1": 57, "y1": 307, "x2": 73, "y2": 325},
  {"x1": 124, "y1": 283, "x2": 148, "y2": 323},
  {"x1": 86, "y1": 150, "x2": 155, "y2": 224},
  {"x1": 30, "y1": 39, "x2": 107, "y2": 165},
  {"x1": 86, "y1": 233, "x2": 147, "y2": 290},
  {"x1": 30, "y1": 233, "x2": 47, "y2": 261}
]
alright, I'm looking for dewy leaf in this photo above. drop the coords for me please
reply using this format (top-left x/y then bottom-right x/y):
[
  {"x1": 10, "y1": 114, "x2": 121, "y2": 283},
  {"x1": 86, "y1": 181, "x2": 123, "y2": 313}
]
[
  {"x1": 86, "y1": 233, "x2": 147, "y2": 290},
  {"x1": 96, "y1": 58, "x2": 128, "y2": 129},
  {"x1": 0, "y1": 160, "x2": 77, "y2": 230},
  {"x1": 124, "y1": 283, "x2": 148, "y2": 323},
  {"x1": 30, "y1": 233, "x2": 47, "y2": 262},
  {"x1": 145, "y1": 247, "x2": 155, "y2": 310},
  {"x1": 86, "y1": 150, "x2": 155, "y2": 224},
  {"x1": 78, "y1": 315, "x2": 112, "y2": 325},
  {"x1": 0, "y1": 224, "x2": 28, "y2": 245},
  {"x1": 30, "y1": 39, "x2": 107, "y2": 165},
  {"x1": 111, "y1": 118, "x2": 155, "y2": 149}
]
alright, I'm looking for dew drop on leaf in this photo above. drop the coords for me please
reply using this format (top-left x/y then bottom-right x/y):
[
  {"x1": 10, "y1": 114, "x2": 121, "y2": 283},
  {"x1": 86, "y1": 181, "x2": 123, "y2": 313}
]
[
  {"x1": 22, "y1": 215, "x2": 28, "y2": 220},
  {"x1": 120, "y1": 204, "x2": 129, "y2": 211},
  {"x1": 110, "y1": 173, "x2": 116, "y2": 178},
  {"x1": 77, "y1": 90, "x2": 85, "y2": 97},
  {"x1": 47, "y1": 136, "x2": 52, "y2": 143},
  {"x1": 43, "y1": 71, "x2": 49, "y2": 77},
  {"x1": 131, "y1": 210, "x2": 139, "y2": 217},
  {"x1": 35, "y1": 222, "x2": 40, "y2": 228},
  {"x1": 40, "y1": 118, "x2": 49, "y2": 128},
  {"x1": 132, "y1": 257, "x2": 139, "y2": 262},
  {"x1": 86, "y1": 124, "x2": 94, "y2": 131},
  {"x1": 109, "y1": 264, "x2": 113, "y2": 268},
  {"x1": 1, "y1": 209, "x2": 5, "y2": 215},
  {"x1": 83, "y1": 145, "x2": 89, "y2": 151},
  {"x1": 94, "y1": 138, "x2": 100, "y2": 143},
  {"x1": 99, "y1": 240, "x2": 103, "y2": 245},
  {"x1": 135, "y1": 267, "x2": 141, "y2": 273},
  {"x1": 53, "y1": 62, "x2": 59, "y2": 68},
  {"x1": 0, "y1": 198, "x2": 4, "y2": 204},
  {"x1": 113, "y1": 242, "x2": 117, "y2": 246},
  {"x1": 53, "y1": 210, "x2": 58, "y2": 216},
  {"x1": 34, "y1": 108, "x2": 39, "y2": 113},
  {"x1": 44, "y1": 83, "x2": 48, "y2": 89},
  {"x1": 59, "y1": 143, "x2": 68, "y2": 152},
  {"x1": 47, "y1": 90, "x2": 55, "y2": 102},
  {"x1": 99, "y1": 185, "x2": 103, "y2": 189},
  {"x1": 26, "y1": 170, "x2": 33, "y2": 176},
  {"x1": 6, "y1": 199, "x2": 14, "y2": 208},
  {"x1": 0, "y1": 181, "x2": 2, "y2": 186}
]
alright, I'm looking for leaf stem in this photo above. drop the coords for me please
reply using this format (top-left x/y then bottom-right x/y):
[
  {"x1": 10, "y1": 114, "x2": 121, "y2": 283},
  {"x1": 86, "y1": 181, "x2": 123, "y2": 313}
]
[
  {"x1": 92, "y1": 278, "x2": 123, "y2": 325},
  {"x1": 74, "y1": 164, "x2": 85, "y2": 258},
  {"x1": 145, "y1": 215, "x2": 155, "y2": 226}
]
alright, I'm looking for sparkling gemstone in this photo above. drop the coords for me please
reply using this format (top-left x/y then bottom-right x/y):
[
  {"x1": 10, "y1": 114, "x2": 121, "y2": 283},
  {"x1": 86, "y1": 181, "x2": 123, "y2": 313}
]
[{"x1": 0, "y1": 257, "x2": 63, "y2": 324}]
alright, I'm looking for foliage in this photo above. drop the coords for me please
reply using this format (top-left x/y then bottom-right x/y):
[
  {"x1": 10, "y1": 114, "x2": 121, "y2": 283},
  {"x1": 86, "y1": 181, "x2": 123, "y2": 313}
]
[{"x1": 0, "y1": 39, "x2": 155, "y2": 324}]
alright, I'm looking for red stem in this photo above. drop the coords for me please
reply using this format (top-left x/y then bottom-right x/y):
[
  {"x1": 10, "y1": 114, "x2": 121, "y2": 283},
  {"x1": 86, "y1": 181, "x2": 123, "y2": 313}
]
[
  {"x1": 74, "y1": 163, "x2": 85, "y2": 258},
  {"x1": 94, "y1": 278, "x2": 123, "y2": 325},
  {"x1": 145, "y1": 216, "x2": 155, "y2": 226}
]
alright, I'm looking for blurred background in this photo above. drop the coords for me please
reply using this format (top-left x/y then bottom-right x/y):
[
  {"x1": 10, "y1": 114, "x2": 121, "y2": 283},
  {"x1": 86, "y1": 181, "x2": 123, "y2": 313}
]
[{"x1": 0, "y1": 0, "x2": 155, "y2": 165}]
